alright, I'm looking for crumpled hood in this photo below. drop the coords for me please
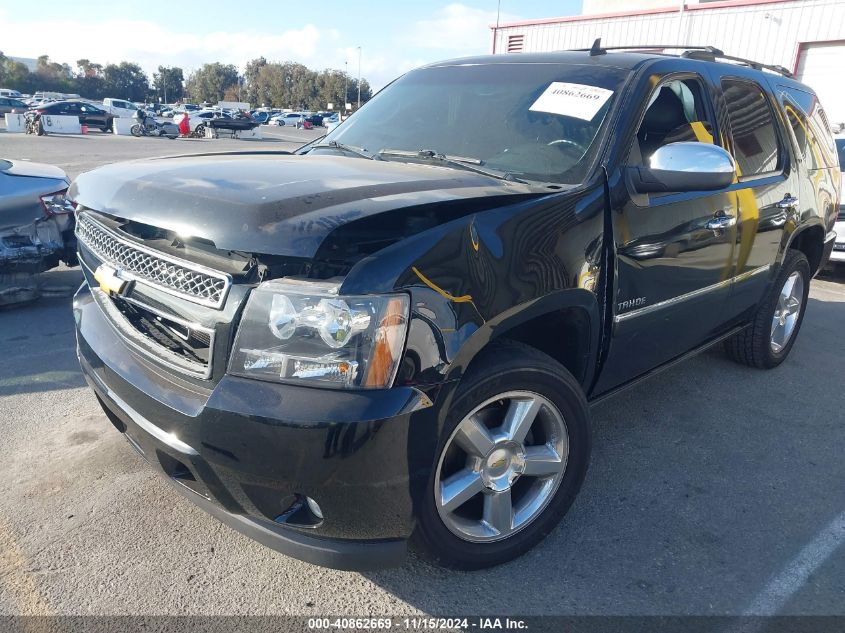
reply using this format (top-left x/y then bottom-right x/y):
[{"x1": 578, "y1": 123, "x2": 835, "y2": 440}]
[{"x1": 69, "y1": 152, "x2": 537, "y2": 257}]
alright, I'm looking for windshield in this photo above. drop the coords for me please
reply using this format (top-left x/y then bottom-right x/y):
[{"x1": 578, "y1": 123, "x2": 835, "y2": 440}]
[{"x1": 320, "y1": 62, "x2": 629, "y2": 184}]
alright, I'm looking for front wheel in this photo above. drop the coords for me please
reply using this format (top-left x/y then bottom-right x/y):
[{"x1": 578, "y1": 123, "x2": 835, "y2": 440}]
[
  {"x1": 130, "y1": 124, "x2": 143, "y2": 137},
  {"x1": 412, "y1": 340, "x2": 591, "y2": 570},
  {"x1": 194, "y1": 124, "x2": 206, "y2": 137},
  {"x1": 724, "y1": 249, "x2": 810, "y2": 368}
]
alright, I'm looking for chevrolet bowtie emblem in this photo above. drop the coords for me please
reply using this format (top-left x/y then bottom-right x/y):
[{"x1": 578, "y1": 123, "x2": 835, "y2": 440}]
[{"x1": 94, "y1": 264, "x2": 127, "y2": 295}]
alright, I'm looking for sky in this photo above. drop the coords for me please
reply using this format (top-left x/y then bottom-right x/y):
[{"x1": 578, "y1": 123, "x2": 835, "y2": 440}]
[{"x1": 0, "y1": 1, "x2": 581, "y2": 91}]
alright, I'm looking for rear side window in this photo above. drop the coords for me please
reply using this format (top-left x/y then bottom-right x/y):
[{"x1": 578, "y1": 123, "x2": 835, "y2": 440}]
[{"x1": 721, "y1": 79, "x2": 780, "y2": 178}]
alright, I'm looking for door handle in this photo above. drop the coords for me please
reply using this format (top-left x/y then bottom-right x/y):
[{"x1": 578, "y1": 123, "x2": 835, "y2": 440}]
[
  {"x1": 705, "y1": 214, "x2": 736, "y2": 230},
  {"x1": 776, "y1": 195, "x2": 799, "y2": 209}
]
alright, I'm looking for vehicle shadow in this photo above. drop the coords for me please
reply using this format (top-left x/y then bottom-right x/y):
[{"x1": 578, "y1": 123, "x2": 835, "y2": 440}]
[
  {"x1": 362, "y1": 295, "x2": 845, "y2": 616},
  {"x1": 0, "y1": 267, "x2": 85, "y2": 396}
]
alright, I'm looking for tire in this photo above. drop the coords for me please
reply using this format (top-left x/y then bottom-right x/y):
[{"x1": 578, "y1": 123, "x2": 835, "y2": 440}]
[
  {"x1": 36, "y1": 119, "x2": 46, "y2": 136},
  {"x1": 723, "y1": 249, "x2": 810, "y2": 369},
  {"x1": 411, "y1": 340, "x2": 591, "y2": 570},
  {"x1": 167, "y1": 135, "x2": 178, "y2": 140},
  {"x1": 195, "y1": 124, "x2": 206, "y2": 137},
  {"x1": 130, "y1": 124, "x2": 143, "y2": 137}
]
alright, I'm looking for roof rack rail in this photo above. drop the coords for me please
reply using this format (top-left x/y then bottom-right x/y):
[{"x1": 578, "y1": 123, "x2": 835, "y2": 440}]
[
  {"x1": 576, "y1": 40, "x2": 722, "y2": 56},
  {"x1": 680, "y1": 49, "x2": 793, "y2": 77},
  {"x1": 572, "y1": 40, "x2": 793, "y2": 78}
]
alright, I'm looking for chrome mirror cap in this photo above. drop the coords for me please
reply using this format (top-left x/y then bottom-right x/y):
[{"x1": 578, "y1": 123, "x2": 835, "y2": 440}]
[
  {"x1": 629, "y1": 142, "x2": 737, "y2": 193},
  {"x1": 649, "y1": 142, "x2": 736, "y2": 174}
]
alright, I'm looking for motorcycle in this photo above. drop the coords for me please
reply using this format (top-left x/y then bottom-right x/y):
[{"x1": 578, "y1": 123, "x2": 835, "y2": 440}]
[
  {"x1": 24, "y1": 110, "x2": 46, "y2": 136},
  {"x1": 130, "y1": 109, "x2": 179, "y2": 139}
]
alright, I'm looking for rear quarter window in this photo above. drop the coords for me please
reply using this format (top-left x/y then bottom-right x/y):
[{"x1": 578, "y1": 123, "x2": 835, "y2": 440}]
[{"x1": 778, "y1": 84, "x2": 838, "y2": 169}]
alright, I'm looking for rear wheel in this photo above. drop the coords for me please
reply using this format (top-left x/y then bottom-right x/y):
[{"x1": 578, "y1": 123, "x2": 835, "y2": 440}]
[
  {"x1": 724, "y1": 249, "x2": 810, "y2": 368},
  {"x1": 412, "y1": 341, "x2": 591, "y2": 570},
  {"x1": 195, "y1": 123, "x2": 206, "y2": 137}
]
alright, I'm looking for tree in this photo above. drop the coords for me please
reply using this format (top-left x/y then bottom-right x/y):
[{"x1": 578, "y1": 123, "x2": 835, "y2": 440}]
[
  {"x1": 153, "y1": 66, "x2": 184, "y2": 103},
  {"x1": 76, "y1": 59, "x2": 102, "y2": 78},
  {"x1": 33, "y1": 55, "x2": 73, "y2": 92},
  {"x1": 223, "y1": 84, "x2": 242, "y2": 102},
  {"x1": 186, "y1": 63, "x2": 239, "y2": 103},
  {"x1": 102, "y1": 62, "x2": 150, "y2": 101},
  {"x1": 243, "y1": 57, "x2": 267, "y2": 105}
]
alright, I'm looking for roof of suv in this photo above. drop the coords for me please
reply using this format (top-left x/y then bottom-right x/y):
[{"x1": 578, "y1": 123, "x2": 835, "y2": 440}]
[
  {"x1": 426, "y1": 50, "x2": 657, "y2": 71},
  {"x1": 424, "y1": 49, "x2": 816, "y2": 95}
]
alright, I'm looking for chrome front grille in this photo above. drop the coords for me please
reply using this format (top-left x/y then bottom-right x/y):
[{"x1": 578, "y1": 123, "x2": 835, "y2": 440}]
[{"x1": 75, "y1": 212, "x2": 231, "y2": 309}]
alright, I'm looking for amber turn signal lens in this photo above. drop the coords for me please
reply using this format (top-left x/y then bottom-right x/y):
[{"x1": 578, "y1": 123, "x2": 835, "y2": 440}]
[{"x1": 365, "y1": 298, "x2": 408, "y2": 388}]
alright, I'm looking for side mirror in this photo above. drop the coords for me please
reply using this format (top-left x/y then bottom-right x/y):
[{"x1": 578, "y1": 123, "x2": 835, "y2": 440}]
[{"x1": 629, "y1": 142, "x2": 736, "y2": 193}]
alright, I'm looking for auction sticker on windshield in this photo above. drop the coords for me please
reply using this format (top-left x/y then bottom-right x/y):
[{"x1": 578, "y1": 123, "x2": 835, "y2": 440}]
[{"x1": 529, "y1": 82, "x2": 614, "y2": 120}]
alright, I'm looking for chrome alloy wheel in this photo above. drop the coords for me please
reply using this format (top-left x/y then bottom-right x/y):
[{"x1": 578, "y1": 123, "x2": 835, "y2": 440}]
[
  {"x1": 434, "y1": 391, "x2": 569, "y2": 543},
  {"x1": 770, "y1": 271, "x2": 804, "y2": 353}
]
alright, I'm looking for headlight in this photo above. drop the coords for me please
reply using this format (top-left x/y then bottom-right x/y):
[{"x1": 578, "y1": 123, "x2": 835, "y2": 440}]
[{"x1": 229, "y1": 279, "x2": 409, "y2": 389}]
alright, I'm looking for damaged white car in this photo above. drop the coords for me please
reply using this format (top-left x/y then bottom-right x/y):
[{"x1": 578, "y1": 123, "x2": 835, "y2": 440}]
[{"x1": 0, "y1": 159, "x2": 77, "y2": 306}]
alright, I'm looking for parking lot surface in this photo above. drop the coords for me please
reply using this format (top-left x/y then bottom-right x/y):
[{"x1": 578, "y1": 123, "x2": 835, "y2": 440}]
[
  {"x1": 0, "y1": 120, "x2": 321, "y2": 179},
  {"x1": 0, "y1": 128, "x2": 843, "y2": 616}
]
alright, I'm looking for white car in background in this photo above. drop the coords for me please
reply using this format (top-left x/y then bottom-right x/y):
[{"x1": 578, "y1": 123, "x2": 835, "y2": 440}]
[
  {"x1": 103, "y1": 98, "x2": 139, "y2": 118},
  {"x1": 830, "y1": 134, "x2": 845, "y2": 267},
  {"x1": 173, "y1": 109, "x2": 230, "y2": 134},
  {"x1": 269, "y1": 112, "x2": 306, "y2": 127}
]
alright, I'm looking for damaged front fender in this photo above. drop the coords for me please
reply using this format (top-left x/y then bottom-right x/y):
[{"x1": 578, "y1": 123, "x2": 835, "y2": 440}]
[
  {"x1": 0, "y1": 158, "x2": 75, "y2": 306},
  {"x1": 0, "y1": 214, "x2": 76, "y2": 306}
]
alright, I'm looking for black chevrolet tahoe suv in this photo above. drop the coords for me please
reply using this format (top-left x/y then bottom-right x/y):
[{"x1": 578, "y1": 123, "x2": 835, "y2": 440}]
[{"x1": 71, "y1": 48, "x2": 840, "y2": 570}]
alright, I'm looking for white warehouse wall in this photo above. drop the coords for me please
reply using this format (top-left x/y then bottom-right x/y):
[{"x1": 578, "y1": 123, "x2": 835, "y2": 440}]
[{"x1": 491, "y1": 0, "x2": 845, "y2": 121}]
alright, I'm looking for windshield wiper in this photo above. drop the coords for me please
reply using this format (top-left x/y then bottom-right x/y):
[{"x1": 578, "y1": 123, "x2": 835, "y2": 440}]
[
  {"x1": 310, "y1": 140, "x2": 377, "y2": 160},
  {"x1": 377, "y1": 148, "x2": 526, "y2": 183}
]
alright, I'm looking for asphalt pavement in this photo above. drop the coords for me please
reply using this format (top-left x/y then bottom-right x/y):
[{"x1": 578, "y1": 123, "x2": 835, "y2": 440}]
[{"x1": 0, "y1": 124, "x2": 843, "y2": 617}]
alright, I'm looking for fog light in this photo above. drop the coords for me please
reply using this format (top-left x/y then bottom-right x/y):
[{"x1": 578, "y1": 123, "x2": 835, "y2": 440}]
[{"x1": 306, "y1": 496, "x2": 324, "y2": 520}]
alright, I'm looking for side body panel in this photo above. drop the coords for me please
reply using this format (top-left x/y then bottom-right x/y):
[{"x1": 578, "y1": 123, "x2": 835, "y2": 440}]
[
  {"x1": 592, "y1": 60, "x2": 738, "y2": 395},
  {"x1": 705, "y1": 66, "x2": 797, "y2": 321}
]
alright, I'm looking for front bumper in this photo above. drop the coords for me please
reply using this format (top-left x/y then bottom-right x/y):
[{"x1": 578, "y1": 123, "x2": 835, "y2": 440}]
[{"x1": 74, "y1": 283, "x2": 441, "y2": 570}]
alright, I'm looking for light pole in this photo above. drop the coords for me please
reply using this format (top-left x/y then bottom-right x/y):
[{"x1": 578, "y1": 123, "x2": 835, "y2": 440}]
[
  {"x1": 356, "y1": 46, "x2": 362, "y2": 109},
  {"x1": 344, "y1": 61, "x2": 348, "y2": 113}
]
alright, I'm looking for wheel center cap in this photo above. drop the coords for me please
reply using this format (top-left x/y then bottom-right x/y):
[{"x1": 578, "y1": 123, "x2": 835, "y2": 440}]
[{"x1": 481, "y1": 442, "x2": 525, "y2": 492}]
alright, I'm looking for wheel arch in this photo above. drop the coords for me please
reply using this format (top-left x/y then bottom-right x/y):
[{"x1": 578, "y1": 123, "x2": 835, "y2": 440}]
[
  {"x1": 784, "y1": 221, "x2": 825, "y2": 276},
  {"x1": 445, "y1": 288, "x2": 601, "y2": 394}
]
